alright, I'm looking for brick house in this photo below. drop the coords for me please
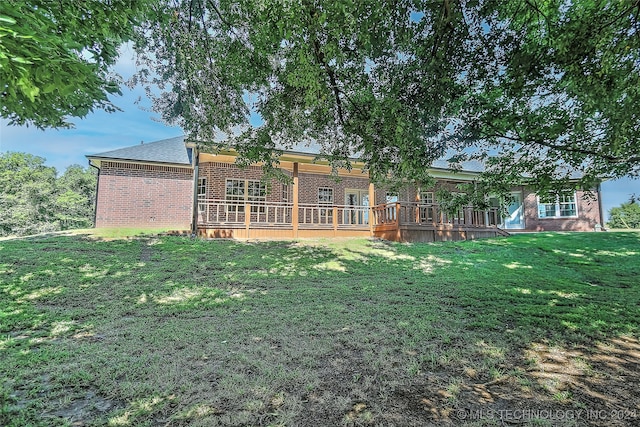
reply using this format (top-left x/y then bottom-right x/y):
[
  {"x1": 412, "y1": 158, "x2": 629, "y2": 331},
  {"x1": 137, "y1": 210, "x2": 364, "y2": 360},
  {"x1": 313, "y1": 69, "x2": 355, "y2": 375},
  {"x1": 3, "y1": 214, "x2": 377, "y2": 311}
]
[{"x1": 87, "y1": 136, "x2": 605, "y2": 241}]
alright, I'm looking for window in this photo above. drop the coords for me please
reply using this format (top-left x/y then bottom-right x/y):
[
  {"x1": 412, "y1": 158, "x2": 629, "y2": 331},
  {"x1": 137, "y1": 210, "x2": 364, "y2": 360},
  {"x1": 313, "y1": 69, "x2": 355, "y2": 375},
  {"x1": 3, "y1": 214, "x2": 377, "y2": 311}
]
[
  {"x1": 420, "y1": 191, "x2": 436, "y2": 222},
  {"x1": 197, "y1": 178, "x2": 207, "y2": 212},
  {"x1": 225, "y1": 179, "x2": 266, "y2": 213},
  {"x1": 318, "y1": 188, "x2": 334, "y2": 223},
  {"x1": 558, "y1": 194, "x2": 577, "y2": 217},
  {"x1": 420, "y1": 191, "x2": 435, "y2": 204},
  {"x1": 385, "y1": 192, "x2": 398, "y2": 203},
  {"x1": 538, "y1": 192, "x2": 577, "y2": 218},
  {"x1": 282, "y1": 183, "x2": 289, "y2": 203},
  {"x1": 318, "y1": 188, "x2": 334, "y2": 204}
]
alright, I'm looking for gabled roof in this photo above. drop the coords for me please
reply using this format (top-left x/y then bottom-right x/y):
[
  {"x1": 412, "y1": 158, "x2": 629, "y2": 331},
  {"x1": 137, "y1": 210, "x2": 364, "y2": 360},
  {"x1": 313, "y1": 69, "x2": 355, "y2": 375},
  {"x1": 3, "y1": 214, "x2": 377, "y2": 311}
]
[{"x1": 87, "y1": 136, "x2": 192, "y2": 166}]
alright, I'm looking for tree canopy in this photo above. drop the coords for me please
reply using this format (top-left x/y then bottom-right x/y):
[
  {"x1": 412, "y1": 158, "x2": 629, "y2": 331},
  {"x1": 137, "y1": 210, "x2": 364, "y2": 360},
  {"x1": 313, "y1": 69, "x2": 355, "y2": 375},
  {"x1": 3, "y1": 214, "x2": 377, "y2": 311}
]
[
  {"x1": 607, "y1": 194, "x2": 640, "y2": 229},
  {"x1": 0, "y1": 0, "x2": 147, "y2": 128},
  {"x1": 0, "y1": 152, "x2": 96, "y2": 236},
  {"x1": 133, "y1": 0, "x2": 640, "y2": 199}
]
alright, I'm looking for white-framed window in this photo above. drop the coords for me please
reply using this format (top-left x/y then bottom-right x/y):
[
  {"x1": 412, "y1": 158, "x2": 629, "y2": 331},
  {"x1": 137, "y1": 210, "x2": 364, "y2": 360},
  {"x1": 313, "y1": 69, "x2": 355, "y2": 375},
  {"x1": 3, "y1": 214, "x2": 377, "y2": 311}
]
[
  {"x1": 197, "y1": 177, "x2": 207, "y2": 212},
  {"x1": 282, "y1": 183, "x2": 289, "y2": 203},
  {"x1": 225, "y1": 179, "x2": 266, "y2": 213},
  {"x1": 537, "y1": 192, "x2": 577, "y2": 218},
  {"x1": 318, "y1": 188, "x2": 334, "y2": 223},
  {"x1": 419, "y1": 191, "x2": 436, "y2": 222},
  {"x1": 420, "y1": 191, "x2": 435, "y2": 204},
  {"x1": 318, "y1": 187, "x2": 334, "y2": 205}
]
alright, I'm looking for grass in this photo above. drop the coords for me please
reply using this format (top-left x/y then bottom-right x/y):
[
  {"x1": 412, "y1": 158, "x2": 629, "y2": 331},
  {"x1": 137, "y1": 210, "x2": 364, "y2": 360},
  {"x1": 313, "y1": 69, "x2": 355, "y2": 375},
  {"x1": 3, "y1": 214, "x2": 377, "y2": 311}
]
[{"x1": 0, "y1": 231, "x2": 639, "y2": 426}]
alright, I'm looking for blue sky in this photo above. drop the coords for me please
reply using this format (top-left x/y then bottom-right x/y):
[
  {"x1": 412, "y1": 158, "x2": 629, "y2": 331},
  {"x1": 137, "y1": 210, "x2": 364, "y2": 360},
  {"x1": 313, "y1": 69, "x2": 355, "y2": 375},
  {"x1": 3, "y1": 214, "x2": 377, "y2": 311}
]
[{"x1": 0, "y1": 48, "x2": 637, "y2": 222}]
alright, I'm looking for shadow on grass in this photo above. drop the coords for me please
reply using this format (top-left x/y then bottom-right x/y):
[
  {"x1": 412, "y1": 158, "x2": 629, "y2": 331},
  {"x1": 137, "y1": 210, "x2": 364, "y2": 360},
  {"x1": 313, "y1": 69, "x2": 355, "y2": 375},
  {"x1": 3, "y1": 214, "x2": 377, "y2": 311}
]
[{"x1": 1, "y1": 232, "x2": 639, "y2": 426}]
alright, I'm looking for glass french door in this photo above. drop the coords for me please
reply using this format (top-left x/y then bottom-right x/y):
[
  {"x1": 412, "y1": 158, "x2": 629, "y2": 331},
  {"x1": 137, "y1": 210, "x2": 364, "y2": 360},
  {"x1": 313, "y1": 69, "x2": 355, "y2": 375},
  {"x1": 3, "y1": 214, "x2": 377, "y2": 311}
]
[
  {"x1": 503, "y1": 192, "x2": 525, "y2": 229},
  {"x1": 344, "y1": 190, "x2": 369, "y2": 225}
]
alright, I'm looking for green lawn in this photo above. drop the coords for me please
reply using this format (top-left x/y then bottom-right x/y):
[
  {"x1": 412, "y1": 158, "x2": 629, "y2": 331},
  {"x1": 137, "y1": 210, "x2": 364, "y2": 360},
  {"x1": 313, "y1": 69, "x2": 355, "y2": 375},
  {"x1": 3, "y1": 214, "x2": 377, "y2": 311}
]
[{"x1": 1, "y1": 232, "x2": 639, "y2": 426}]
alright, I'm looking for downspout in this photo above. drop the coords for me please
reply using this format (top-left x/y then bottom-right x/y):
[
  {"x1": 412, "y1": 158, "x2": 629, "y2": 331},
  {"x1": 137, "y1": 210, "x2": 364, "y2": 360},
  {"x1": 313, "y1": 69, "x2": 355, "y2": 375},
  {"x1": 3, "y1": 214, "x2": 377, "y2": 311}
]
[
  {"x1": 597, "y1": 181, "x2": 605, "y2": 231},
  {"x1": 191, "y1": 149, "x2": 200, "y2": 236},
  {"x1": 89, "y1": 160, "x2": 100, "y2": 228}
]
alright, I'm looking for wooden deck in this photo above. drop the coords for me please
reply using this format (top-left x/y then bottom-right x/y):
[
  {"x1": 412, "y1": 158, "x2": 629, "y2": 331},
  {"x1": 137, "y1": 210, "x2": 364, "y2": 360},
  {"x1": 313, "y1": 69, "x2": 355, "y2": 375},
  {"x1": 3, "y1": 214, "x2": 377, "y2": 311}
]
[
  {"x1": 196, "y1": 200, "x2": 508, "y2": 241},
  {"x1": 371, "y1": 202, "x2": 509, "y2": 242}
]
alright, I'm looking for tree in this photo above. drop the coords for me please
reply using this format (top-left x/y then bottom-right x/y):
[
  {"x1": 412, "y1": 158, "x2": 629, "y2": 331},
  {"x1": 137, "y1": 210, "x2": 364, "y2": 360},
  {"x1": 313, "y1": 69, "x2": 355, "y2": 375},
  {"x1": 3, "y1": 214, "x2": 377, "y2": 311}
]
[
  {"x1": 55, "y1": 165, "x2": 97, "y2": 230},
  {"x1": 0, "y1": 153, "x2": 97, "y2": 236},
  {"x1": 133, "y1": 0, "x2": 640, "y2": 202},
  {"x1": 0, "y1": 0, "x2": 148, "y2": 128},
  {"x1": 0, "y1": 152, "x2": 57, "y2": 236},
  {"x1": 607, "y1": 195, "x2": 640, "y2": 229}
]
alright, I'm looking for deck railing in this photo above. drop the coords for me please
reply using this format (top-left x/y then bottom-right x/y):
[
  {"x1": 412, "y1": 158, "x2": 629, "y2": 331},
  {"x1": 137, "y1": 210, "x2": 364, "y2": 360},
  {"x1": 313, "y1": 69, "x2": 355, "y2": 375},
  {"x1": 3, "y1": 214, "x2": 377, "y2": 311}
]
[
  {"x1": 197, "y1": 199, "x2": 502, "y2": 231},
  {"x1": 197, "y1": 199, "x2": 370, "y2": 228},
  {"x1": 197, "y1": 199, "x2": 293, "y2": 225},
  {"x1": 371, "y1": 202, "x2": 501, "y2": 228}
]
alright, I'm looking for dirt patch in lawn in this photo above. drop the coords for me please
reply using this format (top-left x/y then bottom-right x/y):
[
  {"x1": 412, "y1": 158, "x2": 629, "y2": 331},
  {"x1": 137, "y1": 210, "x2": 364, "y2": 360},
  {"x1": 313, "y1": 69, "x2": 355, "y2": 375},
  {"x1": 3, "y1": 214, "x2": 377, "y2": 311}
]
[
  {"x1": 368, "y1": 336, "x2": 640, "y2": 427},
  {"x1": 253, "y1": 335, "x2": 637, "y2": 426},
  {"x1": 41, "y1": 390, "x2": 120, "y2": 426}
]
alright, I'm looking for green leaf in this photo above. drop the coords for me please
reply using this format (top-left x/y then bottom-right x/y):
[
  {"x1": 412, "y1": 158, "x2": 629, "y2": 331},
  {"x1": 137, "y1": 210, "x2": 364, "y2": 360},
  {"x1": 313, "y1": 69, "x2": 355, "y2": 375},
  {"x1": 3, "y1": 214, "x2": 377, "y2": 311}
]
[
  {"x1": 10, "y1": 56, "x2": 33, "y2": 64},
  {"x1": 0, "y1": 15, "x2": 17, "y2": 25}
]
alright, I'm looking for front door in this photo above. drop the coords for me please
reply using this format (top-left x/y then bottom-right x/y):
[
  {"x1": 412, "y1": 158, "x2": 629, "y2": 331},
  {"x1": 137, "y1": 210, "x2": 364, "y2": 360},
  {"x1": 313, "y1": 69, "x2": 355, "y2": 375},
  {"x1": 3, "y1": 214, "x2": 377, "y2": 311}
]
[
  {"x1": 503, "y1": 192, "x2": 525, "y2": 229},
  {"x1": 344, "y1": 190, "x2": 369, "y2": 225}
]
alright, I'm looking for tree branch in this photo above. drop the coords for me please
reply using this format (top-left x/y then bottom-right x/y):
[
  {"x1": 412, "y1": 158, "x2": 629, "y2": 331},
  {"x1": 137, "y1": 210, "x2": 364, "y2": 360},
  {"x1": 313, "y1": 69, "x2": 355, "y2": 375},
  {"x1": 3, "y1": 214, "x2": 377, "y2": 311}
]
[
  {"x1": 482, "y1": 124, "x2": 640, "y2": 165},
  {"x1": 312, "y1": 39, "x2": 347, "y2": 126}
]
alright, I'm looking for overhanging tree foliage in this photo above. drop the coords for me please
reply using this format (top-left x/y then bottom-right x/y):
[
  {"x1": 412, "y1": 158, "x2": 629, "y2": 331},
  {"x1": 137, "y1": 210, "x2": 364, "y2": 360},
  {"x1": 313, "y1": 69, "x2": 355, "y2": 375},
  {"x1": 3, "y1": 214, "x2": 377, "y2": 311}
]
[
  {"x1": 133, "y1": 0, "x2": 640, "y2": 201},
  {"x1": 0, "y1": 0, "x2": 148, "y2": 128}
]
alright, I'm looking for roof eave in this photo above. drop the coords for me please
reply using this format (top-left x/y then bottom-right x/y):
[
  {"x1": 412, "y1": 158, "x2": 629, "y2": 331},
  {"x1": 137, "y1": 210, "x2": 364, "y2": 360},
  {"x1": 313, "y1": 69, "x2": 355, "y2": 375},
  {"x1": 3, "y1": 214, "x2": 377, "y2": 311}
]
[{"x1": 85, "y1": 155, "x2": 193, "y2": 169}]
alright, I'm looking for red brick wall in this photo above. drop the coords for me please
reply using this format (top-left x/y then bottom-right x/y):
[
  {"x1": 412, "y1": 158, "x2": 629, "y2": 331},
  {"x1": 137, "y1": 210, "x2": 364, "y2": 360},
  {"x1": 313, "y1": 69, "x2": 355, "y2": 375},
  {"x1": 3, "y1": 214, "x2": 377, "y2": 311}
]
[
  {"x1": 196, "y1": 161, "x2": 603, "y2": 232},
  {"x1": 298, "y1": 172, "x2": 370, "y2": 204},
  {"x1": 198, "y1": 162, "x2": 291, "y2": 203},
  {"x1": 199, "y1": 162, "x2": 372, "y2": 205},
  {"x1": 377, "y1": 181, "x2": 467, "y2": 204},
  {"x1": 522, "y1": 188, "x2": 602, "y2": 232},
  {"x1": 95, "y1": 162, "x2": 194, "y2": 229}
]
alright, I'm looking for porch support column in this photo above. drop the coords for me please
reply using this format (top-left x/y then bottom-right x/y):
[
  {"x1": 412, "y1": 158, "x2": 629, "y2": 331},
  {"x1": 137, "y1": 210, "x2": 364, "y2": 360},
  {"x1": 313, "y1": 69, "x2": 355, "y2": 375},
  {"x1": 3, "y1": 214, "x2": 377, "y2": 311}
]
[
  {"x1": 368, "y1": 182, "x2": 375, "y2": 234},
  {"x1": 415, "y1": 184, "x2": 421, "y2": 224},
  {"x1": 190, "y1": 151, "x2": 200, "y2": 235},
  {"x1": 245, "y1": 203, "x2": 251, "y2": 238},
  {"x1": 292, "y1": 162, "x2": 299, "y2": 238}
]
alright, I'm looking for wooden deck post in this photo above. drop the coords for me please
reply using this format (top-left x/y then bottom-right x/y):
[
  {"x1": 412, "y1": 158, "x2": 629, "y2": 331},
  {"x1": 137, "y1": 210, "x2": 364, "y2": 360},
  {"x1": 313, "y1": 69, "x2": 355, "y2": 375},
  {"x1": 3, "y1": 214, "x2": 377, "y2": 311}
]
[
  {"x1": 292, "y1": 162, "x2": 299, "y2": 238},
  {"x1": 332, "y1": 206, "x2": 338, "y2": 236},
  {"x1": 368, "y1": 182, "x2": 375, "y2": 235},
  {"x1": 245, "y1": 203, "x2": 251, "y2": 238},
  {"x1": 415, "y1": 184, "x2": 421, "y2": 223}
]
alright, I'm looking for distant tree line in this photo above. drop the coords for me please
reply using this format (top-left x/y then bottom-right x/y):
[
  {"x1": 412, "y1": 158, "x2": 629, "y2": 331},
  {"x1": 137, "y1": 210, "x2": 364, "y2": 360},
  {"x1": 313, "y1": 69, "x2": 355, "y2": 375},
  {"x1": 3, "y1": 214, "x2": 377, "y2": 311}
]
[
  {"x1": 0, "y1": 152, "x2": 96, "y2": 237},
  {"x1": 607, "y1": 195, "x2": 640, "y2": 230}
]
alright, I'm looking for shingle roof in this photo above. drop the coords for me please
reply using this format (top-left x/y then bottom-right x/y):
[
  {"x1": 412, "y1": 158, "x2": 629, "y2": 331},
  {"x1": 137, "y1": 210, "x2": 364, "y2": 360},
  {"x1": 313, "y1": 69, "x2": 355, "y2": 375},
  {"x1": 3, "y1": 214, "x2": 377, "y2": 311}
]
[
  {"x1": 431, "y1": 159, "x2": 485, "y2": 173},
  {"x1": 88, "y1": 135, "x2": 487, "y2": 173},
  {"x1": 276, "y1": 141, "x2": 487, "y2": 173},
  {"x1": 87, "y1": 136, "x2": 192, "y2": 165}
]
